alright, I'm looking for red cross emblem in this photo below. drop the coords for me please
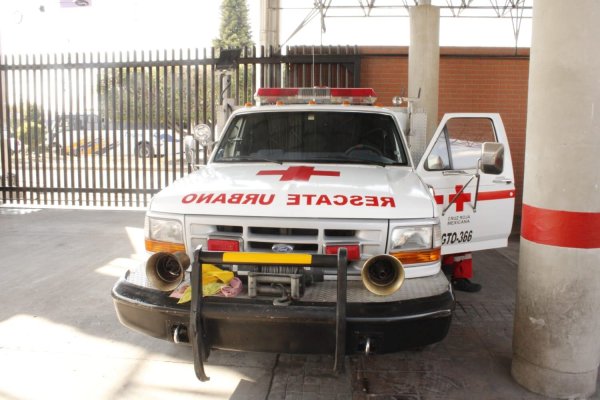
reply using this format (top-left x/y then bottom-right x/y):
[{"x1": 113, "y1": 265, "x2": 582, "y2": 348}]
[
  {"x1": 257, "y1": 166, "x2": 340, "y2": 181},
  {"x1": 448, "y1": 185, "x2": 472, "y2": 212}
]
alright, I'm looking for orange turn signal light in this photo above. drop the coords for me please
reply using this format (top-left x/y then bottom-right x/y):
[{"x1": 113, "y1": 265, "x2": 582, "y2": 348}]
[
  {"x1": 145, "y1": 239, "x2": 186, "y2": 253},
  {"x1": 390, "y1": 248, "x2": 441, "y2": 265}
]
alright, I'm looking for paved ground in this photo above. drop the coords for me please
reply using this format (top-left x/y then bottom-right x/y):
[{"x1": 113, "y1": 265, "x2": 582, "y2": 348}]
[{"x1": 0, "y1": 207, "x2": 598, "y2": 399}]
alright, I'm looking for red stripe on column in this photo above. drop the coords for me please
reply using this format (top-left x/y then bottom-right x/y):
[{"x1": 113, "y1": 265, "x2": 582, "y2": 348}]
[{"x1": 521, "y1": 204, "x2": 600, "y2": 249}]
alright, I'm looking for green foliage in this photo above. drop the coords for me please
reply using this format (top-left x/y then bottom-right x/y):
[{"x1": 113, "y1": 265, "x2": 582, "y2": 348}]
[
  {"x1": 97, "y1": 65, "x2": 216, "y2": 135},
  {"x1": 13, "y1": 103, "x2": 47, "y2": 152},
  {"x1": 213, "y1": 0, "x2": 254, "y2": 49},
  {"x1": 97, "y1": 62, "x2": 256, "y2": 132},
  {"x1": 17, "y1": 121, "x2": 44, "y2": 144}
]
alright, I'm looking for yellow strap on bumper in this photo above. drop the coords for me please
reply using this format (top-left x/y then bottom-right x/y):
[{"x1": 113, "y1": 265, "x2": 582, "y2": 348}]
[{"x1": 221, "y1": 252, "x2": 313, "y2": 265}]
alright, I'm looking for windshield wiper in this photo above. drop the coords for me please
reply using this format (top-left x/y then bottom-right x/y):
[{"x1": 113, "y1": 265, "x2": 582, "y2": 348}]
[
  {"x1": 217, "y1": 156, "x2": 283, "y2": 164},
  {"x1": 304, "y1": 156, "x2": 391, "y2": 167}
]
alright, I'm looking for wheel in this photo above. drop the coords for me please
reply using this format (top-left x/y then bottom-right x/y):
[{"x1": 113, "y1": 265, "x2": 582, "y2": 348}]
[
  {"x1": 137, "y1": 142, "x2": 153, "y2": 158},
  {"x1": 344, "y1": 144, "x2": 383, "y2": 156}
]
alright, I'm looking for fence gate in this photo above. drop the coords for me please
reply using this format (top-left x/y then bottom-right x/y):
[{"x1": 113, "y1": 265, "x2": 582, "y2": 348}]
[{"x1": 0, "y1": 46, "x2": 360, "y2": 208}]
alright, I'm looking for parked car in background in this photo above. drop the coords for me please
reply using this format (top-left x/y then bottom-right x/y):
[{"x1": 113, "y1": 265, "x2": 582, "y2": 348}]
[
  {"x1": 46, "y1": 113, "x2": 183, "y2": 158},
  {"x1": 46, "y1": 113, "x2": 108, "y2": 156},
  {"x1": 134, "y1": 130, "x2": 182, "y2": 158}
]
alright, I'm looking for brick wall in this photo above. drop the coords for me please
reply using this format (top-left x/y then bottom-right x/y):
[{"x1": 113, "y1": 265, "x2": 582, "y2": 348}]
[{"x1": 359, "y1": 46, "x2": 529, "y2": 217}]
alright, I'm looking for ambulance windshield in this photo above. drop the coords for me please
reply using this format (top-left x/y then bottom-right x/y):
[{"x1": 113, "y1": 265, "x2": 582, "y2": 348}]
[{"x1": 214, "y1": 111, "x2": 408, "y2": 166}]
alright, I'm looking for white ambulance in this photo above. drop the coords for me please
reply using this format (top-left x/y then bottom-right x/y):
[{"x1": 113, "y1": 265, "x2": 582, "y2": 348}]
[{"x1": 112, "y1": 87, "x2": 515, "y2": 379}]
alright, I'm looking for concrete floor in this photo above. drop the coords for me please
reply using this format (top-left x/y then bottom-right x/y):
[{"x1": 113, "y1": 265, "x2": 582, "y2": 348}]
[{"x1": 0, "y1": 207, "x2": 597, "y2": 400}]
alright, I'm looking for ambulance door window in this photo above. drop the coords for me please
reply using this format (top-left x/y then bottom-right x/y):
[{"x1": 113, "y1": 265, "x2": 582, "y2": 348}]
[
  {"x1": 426, "y1": 117, "x2": 496, "y2": 171},
  {"x1": 425, "y1": 130, "x2": 452, "y2": 170}
]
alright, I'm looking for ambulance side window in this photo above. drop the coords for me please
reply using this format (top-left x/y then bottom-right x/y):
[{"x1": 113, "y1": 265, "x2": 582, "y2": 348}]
[{"x1": 426, "y1": 117, "x2": 497, "y2": 171}]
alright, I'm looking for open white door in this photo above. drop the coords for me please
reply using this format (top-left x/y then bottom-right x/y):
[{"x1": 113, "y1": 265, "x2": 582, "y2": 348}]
[{"x1": 416, "y1": 113, "x2": 516, "y2": 254}]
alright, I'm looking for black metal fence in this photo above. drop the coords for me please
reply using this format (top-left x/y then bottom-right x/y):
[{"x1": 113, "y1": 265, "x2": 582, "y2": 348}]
[{"x1": 0, "y1": 46, "x2": 360, "y2": 208}]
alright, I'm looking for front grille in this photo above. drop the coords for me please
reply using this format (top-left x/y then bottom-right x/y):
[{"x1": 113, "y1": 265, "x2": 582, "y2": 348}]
[
  {"x1": 187, "y1": 215, "x2": 388, "y2": 270},
  {"x1": 249, "y1": 241, "x2": 319, "y2": 252},
  {"x1": 249, "y1": 227, "x2": 318, "y2": 237},
  {"x1": 325, "y1": 229, "x2": 355, "y2": 237},
  {"x1": 216, "y1": 225, "x2": 243, "y2": 234}
]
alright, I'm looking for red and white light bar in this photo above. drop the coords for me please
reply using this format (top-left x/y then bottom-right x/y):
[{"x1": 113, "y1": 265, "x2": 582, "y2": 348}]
[{"x1": 255, "y1": 87, "x2": 378, "y2": 106}]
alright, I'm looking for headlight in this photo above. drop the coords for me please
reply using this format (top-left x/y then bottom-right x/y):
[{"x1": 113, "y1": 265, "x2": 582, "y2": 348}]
[
  {"x1": 389, "y1": 223, "x2": 441, "y2": 265},
  {"x1": 145, "y1": 217, "x2": 185, "y2": 253},
  {"x1": 390, "y1": 225, "x2": 441, "y2": 252},
  {"x1": 146, "y1": 217, "x2": 183, "y2": 243}
]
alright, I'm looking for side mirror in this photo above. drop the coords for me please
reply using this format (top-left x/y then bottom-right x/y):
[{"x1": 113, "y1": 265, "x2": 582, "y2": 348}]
[
  {"x1": 426, "y1": 154, "x2": 444, "y2": 171},
  {"x1": 192, "y1": 124, "x2": 212, "y2": 147},
  {"x1": 480, "y1": 142, "x2": 504, "y2": 175}
]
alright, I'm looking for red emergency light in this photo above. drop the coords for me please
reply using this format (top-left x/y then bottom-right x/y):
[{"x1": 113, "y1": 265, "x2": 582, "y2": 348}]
[
  {"x1": 207, "y1": 238, "x2": 241, "y2": 252},
  {"x1": 324, "y1": 244, "x2": 361, "y2": 261},
  {"x1": 255, "y1": 87, "x2": 377, "y2": 106}
]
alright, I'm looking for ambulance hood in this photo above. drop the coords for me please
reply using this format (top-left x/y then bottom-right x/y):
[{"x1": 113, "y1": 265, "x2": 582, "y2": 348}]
[{"x1": 150, "y1": 163, "x2": 435, "y2": 219}]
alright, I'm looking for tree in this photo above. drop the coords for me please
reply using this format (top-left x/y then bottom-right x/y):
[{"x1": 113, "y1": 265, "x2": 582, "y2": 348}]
[
  {"x1": 97, "y1": 63, "x2": 218, "y2": 136},
  {"x1": 212, "y1": 0, "x2": 255, "y2": 107},
  {"x1": 213, "y1": 0, "x2": 254, "y2": 49},
  {"x1": 11, "y1": 103, "x2": 47, "y2": 154}
]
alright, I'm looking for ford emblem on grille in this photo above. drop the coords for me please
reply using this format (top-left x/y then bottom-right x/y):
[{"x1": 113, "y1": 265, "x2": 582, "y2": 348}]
[{"x1": 272, "y1": 243, "x2": 294, "y2": 253}]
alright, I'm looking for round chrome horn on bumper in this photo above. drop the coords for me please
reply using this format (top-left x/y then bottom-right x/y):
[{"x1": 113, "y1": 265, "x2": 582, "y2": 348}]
[
  {"x1": 361, "y1": 254, "x2": 405, "y2": 296},
  {"x1": 146, "y1": 251, "x2": 190, "y2": 291}
]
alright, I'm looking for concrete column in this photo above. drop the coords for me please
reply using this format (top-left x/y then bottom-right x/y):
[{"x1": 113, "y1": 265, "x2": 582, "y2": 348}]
[
  {"x1": 260, "y1": 0, "x2": 280, "y2": 51},
  {"x1": 259, "y1": 0, "x2": 279, "y2": 88},
  {"x1": 512, "y1": 1, "x2": 600, "y2": 398},
  {"x1": 408, "y1": 0, "x2": 439, "y2": 142}
]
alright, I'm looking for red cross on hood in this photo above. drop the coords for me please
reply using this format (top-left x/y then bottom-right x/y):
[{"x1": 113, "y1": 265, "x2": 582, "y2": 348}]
[{"x1": 257, "y1": 166, "x2": 341, "y2": 181}]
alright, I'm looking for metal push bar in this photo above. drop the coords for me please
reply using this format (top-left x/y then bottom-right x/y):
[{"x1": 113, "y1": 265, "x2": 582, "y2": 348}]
[{"x1": 189, "y1": 246, "x2": 348, "y2": 382}]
